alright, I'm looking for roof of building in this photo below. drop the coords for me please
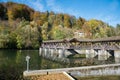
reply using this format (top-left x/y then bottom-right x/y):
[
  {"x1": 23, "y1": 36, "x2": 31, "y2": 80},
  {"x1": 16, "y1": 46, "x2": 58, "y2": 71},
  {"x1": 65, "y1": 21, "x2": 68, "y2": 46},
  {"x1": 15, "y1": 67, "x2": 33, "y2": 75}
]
[{"x1": 43, "y1": 36, "x2": 120, "y2": 43}]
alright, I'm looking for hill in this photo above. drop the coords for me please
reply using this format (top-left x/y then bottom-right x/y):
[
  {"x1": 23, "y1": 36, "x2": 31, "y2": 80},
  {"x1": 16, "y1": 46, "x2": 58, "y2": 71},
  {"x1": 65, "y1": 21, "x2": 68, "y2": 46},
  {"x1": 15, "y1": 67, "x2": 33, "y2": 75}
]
[{"x1": 0, "y1": 2, "x2": 120, "y2": 49}]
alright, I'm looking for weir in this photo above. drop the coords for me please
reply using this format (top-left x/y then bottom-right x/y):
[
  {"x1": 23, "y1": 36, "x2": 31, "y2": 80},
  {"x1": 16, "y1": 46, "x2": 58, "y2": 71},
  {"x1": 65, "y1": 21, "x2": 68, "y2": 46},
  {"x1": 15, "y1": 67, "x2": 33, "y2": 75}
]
[{"x1": 23, "y1": 64, "x2": 120, "y2": 77}]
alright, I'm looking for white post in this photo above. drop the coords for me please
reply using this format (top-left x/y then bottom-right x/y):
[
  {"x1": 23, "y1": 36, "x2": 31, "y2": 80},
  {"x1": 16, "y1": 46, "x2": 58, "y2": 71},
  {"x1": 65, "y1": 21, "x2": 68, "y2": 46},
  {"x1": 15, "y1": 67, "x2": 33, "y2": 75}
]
[{"x1": 26, "y1": 56, "x2": 30, "y2": 71}]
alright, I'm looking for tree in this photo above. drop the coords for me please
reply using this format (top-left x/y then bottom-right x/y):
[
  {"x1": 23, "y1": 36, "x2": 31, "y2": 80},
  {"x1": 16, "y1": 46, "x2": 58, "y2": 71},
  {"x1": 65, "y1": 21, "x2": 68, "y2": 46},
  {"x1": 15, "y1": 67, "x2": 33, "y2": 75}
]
[
  {"x1": 7, "y1": 2, "x2": 34, "y2": 21},
  {"x1": 0, "y1": 4, "x2": 8, "y2": 20},
  {"x1": 63, "y1": 14, "x2": 72, "y2": 28},
  {"x1": 75, "y1": 17, "x2": 86, "y2": 29},
  {"x1": 115, "y1": 24, "x2": 120, "y2": 35},
  {"x1": 0, "y1": 33, "x2": 9, "y2": 48},
  {"x1": 83, "y1": 19, "x2": 108, "y2": 38},
  {"x1": 50, "y1": 25, "x2": 74, "y2": 39},
  {"x1": 15, "y1": 20, "x2": 41, "y2": 49},
  {"x1": 41, "y1": 22, "x2": 50, "y2": 40}
]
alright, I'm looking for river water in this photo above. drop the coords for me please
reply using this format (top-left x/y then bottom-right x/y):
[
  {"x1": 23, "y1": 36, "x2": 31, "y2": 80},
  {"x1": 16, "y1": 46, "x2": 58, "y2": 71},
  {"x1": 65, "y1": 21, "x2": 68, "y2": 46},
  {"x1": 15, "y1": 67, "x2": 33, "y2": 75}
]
[
  {"x1": 0, "y1": 50, "x2": 71, "y2": 80},
  {"x1": 0, "y1": 50, "x2": 116, "y2": 80}
]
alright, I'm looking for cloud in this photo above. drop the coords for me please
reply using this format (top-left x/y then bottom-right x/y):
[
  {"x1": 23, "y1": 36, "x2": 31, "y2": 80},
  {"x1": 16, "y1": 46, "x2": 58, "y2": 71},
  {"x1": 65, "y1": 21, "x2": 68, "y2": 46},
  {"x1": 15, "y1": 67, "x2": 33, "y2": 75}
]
[
  {"x1": 45, "y1": 0, "x2": 81, "y2": 18},
  {"x1": 27, "y1": 0, "x2": 44, "y2": 11},
  {"x1": 94, "y1": 13, "x2": 120, "y2": 26},
  {"x1": 45, "y1": 0, "x2": 64, "y2": 13}
]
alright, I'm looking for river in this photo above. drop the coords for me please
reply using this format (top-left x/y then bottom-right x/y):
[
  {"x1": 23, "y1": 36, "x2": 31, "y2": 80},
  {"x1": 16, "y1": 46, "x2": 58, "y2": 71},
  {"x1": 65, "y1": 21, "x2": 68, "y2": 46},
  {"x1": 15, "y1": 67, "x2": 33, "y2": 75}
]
[
  {"x1": 0, "y1": 50, "x2": 71, "y2": 80},
  {"x1": 0, "y1": 50, "x2": 115, "y2": 80}
]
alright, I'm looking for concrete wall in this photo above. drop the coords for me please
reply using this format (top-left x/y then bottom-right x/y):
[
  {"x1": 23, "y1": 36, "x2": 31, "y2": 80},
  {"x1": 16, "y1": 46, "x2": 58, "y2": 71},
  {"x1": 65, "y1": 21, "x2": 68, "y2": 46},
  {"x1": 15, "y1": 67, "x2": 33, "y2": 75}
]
[{"x1": 23, "y1": 64, "x2": 120, "y2": 77}]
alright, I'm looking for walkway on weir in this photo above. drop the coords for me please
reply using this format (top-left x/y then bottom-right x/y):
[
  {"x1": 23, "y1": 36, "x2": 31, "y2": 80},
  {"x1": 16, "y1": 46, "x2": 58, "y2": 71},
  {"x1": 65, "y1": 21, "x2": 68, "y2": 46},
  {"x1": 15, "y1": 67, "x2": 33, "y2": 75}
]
[{"x1": 23, "y1": 64, "x2": 120, "y2": 79}]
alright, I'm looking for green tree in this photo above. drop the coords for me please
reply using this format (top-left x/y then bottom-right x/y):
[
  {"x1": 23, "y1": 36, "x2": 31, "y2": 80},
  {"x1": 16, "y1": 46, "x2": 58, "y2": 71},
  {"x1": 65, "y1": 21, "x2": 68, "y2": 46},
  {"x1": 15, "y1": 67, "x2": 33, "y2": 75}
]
[
  {"x1": 50, "y1": 25, "x2": 73, "y2": 39},
  {"x1": 83, "y1": 19, "x2": 108, "y2": 38},
  {"x1": 0, "y1": 33, "x2": 9, "y2": 48},
  {"x1": 115, "y1": 24, "x2": 120, "y2": 35},
  {"x1": 41, "y1": 22, "x2": 50, "y2": 40},
  {"x1": 16, "y1": 20, "x2": 41, "y2": 49}
]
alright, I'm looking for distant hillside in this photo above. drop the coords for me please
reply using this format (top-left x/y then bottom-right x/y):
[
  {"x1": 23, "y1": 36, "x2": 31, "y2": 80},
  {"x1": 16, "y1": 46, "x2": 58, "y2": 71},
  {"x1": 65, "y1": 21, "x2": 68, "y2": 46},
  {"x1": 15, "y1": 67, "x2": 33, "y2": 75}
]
[
  {"x1": 0, "y1": 2, "x2": 120, "y2": 49},
  {"x1": 0, "y1": 2, "x2": 34, "y2": 21}
]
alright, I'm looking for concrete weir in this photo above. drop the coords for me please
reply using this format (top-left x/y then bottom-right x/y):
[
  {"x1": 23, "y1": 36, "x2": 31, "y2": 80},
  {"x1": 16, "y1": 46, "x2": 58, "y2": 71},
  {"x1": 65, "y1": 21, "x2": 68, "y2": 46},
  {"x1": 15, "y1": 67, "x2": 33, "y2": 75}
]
[{"x1": 23, "y1": 64, "x2": 120, "y2": 78}]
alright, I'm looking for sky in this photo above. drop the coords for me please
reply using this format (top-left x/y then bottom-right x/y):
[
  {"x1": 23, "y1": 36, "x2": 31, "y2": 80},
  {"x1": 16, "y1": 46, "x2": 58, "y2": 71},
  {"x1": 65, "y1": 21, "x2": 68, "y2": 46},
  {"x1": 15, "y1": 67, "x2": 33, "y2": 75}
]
[{"x1": 0, "y1": 0, "x2": 120, "y2": 27}]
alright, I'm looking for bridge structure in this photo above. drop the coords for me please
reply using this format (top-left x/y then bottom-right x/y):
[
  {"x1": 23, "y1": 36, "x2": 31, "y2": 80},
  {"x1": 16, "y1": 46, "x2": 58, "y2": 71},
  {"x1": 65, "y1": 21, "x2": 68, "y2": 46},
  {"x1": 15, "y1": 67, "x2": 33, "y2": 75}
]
[{"x1": 39, "y1": 36, "x2": 120, "y2": 63}]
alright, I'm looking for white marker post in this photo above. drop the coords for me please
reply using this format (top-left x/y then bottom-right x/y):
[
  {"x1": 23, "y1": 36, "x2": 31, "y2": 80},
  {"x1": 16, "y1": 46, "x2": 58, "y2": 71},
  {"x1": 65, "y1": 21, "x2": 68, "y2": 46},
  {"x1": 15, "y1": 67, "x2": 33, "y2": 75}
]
[{"x1": 26, "y1": 56, "x2": 30, "y2": 72}]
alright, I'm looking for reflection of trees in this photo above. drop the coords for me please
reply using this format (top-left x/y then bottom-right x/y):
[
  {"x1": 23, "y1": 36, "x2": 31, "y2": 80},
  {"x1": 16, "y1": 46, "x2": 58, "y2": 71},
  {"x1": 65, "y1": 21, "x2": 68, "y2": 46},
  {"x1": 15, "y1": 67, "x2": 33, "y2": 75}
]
[
  {"x1": 16, "y1": 50, "x2": 25, "y2": 65},
  {"x1": 40, "y1": 57, "x2": 69, "y2": 69},
  {"x1": 15, "y1": 50, "x2": 40, "y2": 70},
  {"x1": 0, "y1": 50, "x2": 22, "y2": 80},
  {"x1": 27, "y1": 50, "x2": 40, "y2": 70},
  {"x1": 0, "y1": 50, "x2": 16, "y2": 67}
]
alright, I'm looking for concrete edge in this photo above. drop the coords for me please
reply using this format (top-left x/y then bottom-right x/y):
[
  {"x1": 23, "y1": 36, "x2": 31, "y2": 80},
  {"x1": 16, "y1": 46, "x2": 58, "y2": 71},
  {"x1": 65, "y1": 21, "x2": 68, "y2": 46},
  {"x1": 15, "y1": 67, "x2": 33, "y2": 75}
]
[
  {"x1": 23, "y1": 63, "x2": 120, "y2": 77},
  {"x1": 63, "y1": 71, "x2": 75, "y2": 80}
]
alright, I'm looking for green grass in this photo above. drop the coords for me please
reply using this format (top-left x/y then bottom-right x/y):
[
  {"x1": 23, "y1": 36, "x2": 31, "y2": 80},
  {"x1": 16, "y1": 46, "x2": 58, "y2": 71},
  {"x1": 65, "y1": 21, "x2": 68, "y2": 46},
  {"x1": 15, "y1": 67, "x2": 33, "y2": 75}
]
[{"x1": 75, "y1": 75, "x2": 120, "y2": 80}]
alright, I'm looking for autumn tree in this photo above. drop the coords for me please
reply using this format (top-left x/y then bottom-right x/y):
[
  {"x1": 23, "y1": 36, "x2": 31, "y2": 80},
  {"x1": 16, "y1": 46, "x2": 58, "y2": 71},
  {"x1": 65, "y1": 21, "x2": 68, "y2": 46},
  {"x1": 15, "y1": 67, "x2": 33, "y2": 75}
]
[
  {"x1": 50, "y1": 25, "x2": 74, "y2": 39},
  {"x1": 83, "y1": 19, "x2": 108, "y2": 38},
  {"x1": 15, "y1": 20, "x2": 41, "y2": 49},
  {"x1": 63, "y1": 14, "x2": 72, "y2": 28},
  {"x1": 7, "y1": 2, "x2": 34, "y2": 21},
  {"x1": 33, "y1": 11, "x2": 44, "y2": 26},
  {"x1": 75, "y1": 17, "x2": 86, "y2": 29}
]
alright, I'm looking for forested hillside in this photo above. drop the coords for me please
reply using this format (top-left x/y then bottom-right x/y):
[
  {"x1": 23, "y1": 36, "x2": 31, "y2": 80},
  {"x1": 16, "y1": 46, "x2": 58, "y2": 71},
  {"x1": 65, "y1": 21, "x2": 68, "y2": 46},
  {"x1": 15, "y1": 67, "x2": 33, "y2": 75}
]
[{"x1": 0, "y1": 2, "x2": 120, "y2": 49}]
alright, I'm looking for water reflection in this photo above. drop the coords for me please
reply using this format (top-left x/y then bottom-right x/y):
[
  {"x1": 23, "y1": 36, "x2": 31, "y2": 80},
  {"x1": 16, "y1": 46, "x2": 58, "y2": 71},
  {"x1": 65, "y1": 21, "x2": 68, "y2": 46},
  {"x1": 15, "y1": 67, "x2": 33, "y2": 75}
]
[
  {"x1": 0, "y1": 50, "x2": 117, "y2": 80},
  {"x1": 0, "y1": 50, "x2": 69, "y2": 80},
  {"x1": 0, "y1": 50, "x2": 40, "y2": 80}
]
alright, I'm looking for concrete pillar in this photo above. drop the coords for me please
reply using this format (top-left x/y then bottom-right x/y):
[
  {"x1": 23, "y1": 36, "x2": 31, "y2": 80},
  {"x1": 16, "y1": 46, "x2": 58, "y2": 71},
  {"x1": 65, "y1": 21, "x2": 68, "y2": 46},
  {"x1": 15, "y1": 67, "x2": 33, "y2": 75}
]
[
  {"x1": 44, "y1": 48, "x2": 47, "y2": 56},
  {"x1": 50, "y1": 49, "x2": 54, "y2": 57},
  {"x1": 64, "y1": 50, "x2": 72, "y2": 57},
  {"x1": 47, "y1": 48, "x2": 51, "y2": 56},
  {"x1": 53, "y1": 48, "x2": 58, "y2": 57},
  {"x1": 114, "y1": 50, "x2": 120, "y2": 63},
  {"x1": 98, "y1": 49, "x2": 111, "y2": 60},
  {"x1": 86, "y1": 49, "x2": 97, "y2": 58},
  {"x1": 58, "y1": 49, "x2": 65, "y2": 58},
  {"x1": 90, "y1": 49, "x2": 97, "y2": 58},
  {"x1": 39, "y1": 47, "x2": 42, "y2": 56},
  {"x1": 86, "y1": 50, "x2": 91, "y2": 58}
]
